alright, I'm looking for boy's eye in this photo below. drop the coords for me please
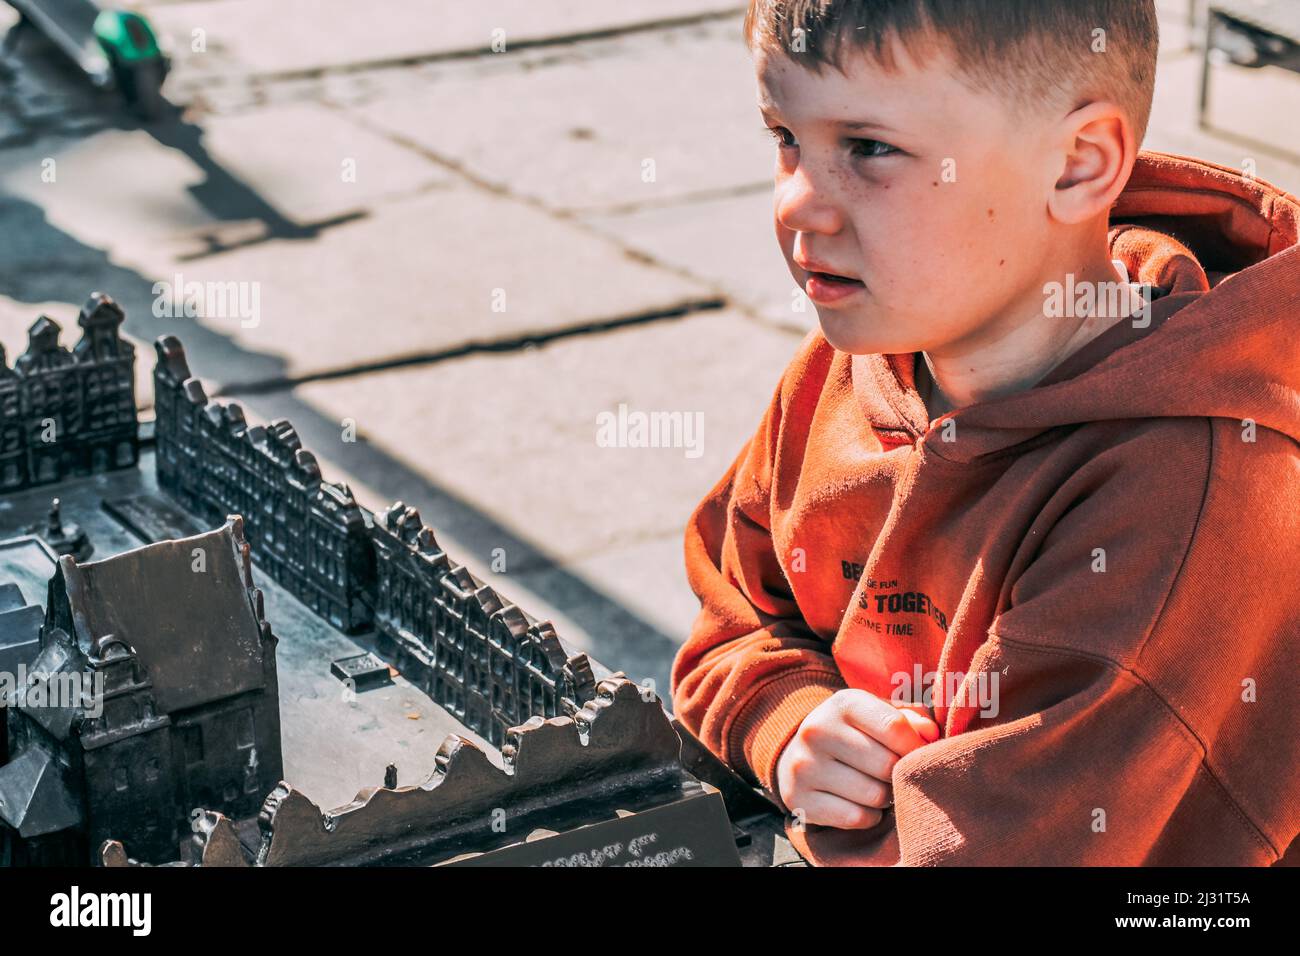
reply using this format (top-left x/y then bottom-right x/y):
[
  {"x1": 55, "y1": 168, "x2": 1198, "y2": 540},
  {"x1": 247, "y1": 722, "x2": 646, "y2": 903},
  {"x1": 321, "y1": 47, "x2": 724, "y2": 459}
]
[
  {"x1": 763, "y1": 125, "x2": 797, "y2": 149},
  {"x1": 849, "y1": 138, "x2": 899, "y2": 159}
]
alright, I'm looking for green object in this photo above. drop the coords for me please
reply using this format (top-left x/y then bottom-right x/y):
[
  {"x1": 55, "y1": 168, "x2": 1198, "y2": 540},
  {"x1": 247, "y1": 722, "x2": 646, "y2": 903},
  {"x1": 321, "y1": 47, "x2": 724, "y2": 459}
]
[{"x1": 92, "y1": 10, "x2": 161, "y2": 63}]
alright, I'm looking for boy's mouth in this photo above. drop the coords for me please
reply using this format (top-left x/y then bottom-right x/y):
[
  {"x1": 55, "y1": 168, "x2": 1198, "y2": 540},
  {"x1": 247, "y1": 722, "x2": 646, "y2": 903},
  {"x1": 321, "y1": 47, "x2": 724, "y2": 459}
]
[
  {"x1": 809, "y1": 270, "x2": 863, "y2": 286},
  {"x1": 804, "y1": 269, "x2": 866, "y2": 306},
  {"x1": 796, "y1": 257, "x2": 864, "y2": 286}
]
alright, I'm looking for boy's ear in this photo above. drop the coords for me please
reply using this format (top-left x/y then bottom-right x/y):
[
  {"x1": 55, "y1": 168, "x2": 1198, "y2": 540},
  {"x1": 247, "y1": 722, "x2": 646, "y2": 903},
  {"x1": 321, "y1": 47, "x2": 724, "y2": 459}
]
[{"x1": 1047, "y1": 100, "x2": 1137, "y2": 226}]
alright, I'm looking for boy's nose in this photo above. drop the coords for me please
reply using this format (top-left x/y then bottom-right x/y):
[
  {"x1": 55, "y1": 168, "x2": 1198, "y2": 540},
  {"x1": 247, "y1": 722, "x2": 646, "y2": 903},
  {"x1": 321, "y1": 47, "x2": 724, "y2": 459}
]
[{"x1": 776, "y1": 164, "x2": 843, "y2": 237}]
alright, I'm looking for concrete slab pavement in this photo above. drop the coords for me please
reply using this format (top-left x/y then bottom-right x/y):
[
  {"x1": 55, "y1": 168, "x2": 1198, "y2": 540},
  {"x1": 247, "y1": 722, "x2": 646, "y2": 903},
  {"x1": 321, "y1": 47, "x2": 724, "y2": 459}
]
[
  {"x1": 143, "y1": 0, "x2": 746, "y2": 82},
  {"x1": 0, "y1": 102, "x2": 454, "y2": 252},
  {"x1": 1, "y1": 136, "x2": 719, "y2": 394},
  {"x1": 163, "y1": 181, "x2": 719, "y2": 388},
  {"x1": 350, "y1": 18, "x2": 768, "y2": 213},
  {"x1": 582, "y1": 186, "x2": 817, "y2": 333}
]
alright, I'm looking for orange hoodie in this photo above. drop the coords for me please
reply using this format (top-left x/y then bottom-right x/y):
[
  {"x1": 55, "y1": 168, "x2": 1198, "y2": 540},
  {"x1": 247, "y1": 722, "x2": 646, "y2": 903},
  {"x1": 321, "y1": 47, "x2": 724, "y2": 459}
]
[{"x1": 671, "y1": 151, "x2": 1300, "y2": 866}]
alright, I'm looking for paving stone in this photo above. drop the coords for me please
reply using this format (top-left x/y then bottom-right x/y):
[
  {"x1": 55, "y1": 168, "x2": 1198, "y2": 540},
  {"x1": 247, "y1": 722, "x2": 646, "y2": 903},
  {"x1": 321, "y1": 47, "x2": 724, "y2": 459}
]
[
  {"x1": 180, "y1": 101, "x2": 452, "y2": 223},
  {"x1": 350, "y1": 18, "x2": 770, "y2": 212},
  {"x1": 0, "y1": 104, "x2": 451, "y2": 248},
  {"x1": 0, "y1": 142, "x2": 716, "y2": 385},
  {"x1": 165, "y1": 183, "x2": 716, "y2": 384},
  {"x1": 583, "y1": 187, "x2": 818, "y2": 332},
  {"x1": 0, "y1": 130, "x2": 237, "y2": 246},
  {"x1": 143, "y1": 0, "x2": 746, "y2": 79}
]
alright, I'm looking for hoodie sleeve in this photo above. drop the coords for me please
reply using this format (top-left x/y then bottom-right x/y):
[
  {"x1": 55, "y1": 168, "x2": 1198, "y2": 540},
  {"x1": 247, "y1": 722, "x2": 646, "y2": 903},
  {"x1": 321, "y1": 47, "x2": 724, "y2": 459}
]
[
  {"x1": 671, "y1": 371, "x2": 847, "y2": 811},
  {"x1": 877, "y1": 419, "x2": 1299, "y2": 866},
  {"x1": 879, "y1": 636, "x2": 1279, "y2": 865}
]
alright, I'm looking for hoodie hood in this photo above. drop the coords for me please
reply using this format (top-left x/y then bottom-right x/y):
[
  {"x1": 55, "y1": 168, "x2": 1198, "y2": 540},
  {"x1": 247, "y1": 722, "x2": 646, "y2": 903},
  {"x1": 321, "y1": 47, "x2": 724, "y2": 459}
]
[{"x1": 853, "y1": 150, "x2": 1300, "y2": 462}]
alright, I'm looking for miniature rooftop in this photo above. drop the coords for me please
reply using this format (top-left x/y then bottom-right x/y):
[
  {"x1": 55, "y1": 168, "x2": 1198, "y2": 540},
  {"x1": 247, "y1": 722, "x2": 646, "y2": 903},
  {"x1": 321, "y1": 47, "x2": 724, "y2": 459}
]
[{"x1": 51, "y1": 516, "x2": 266, "y2": 714}]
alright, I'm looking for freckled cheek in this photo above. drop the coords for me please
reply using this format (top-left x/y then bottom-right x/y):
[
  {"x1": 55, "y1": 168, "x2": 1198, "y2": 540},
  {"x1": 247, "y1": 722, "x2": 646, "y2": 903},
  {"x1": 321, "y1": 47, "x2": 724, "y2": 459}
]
[
  {"x1": 925, "y1": 200, "x2": 1003, "y2": 265},
  {"x1": 968, "y1": 201, "x2": 1028, "y2": 273},
  {"x1": 847, "y1": 195, "x2": 925, "y2": 265}
]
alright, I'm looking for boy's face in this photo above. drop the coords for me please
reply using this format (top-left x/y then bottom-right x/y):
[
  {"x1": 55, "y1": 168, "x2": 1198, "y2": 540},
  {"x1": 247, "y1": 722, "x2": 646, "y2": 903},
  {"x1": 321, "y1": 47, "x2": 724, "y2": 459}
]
[{"x1": 756, "y1": 39, "x2": 1061, "y2": 357}]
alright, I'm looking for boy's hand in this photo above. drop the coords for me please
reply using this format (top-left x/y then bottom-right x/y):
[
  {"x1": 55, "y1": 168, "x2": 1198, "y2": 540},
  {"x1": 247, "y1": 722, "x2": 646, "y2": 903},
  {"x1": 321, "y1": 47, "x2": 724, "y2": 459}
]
[{"x1": 776, "y1": 688, "x2": 941, "y2": 830}]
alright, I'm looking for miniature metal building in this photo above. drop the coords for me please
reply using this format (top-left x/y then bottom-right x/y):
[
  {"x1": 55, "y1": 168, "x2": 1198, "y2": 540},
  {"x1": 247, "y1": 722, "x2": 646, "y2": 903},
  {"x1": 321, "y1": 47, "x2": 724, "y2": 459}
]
[
  {"x1": 0, "y1": 517, "x2": 283, "y2": 865},
  {"x1": 152, "y1": 335, "x2": 599, "y2": 747},
  {"x1": 371, "y1": 502, "x2": 595, "y2": 747},
  {"x1": 153, "y1": 337, "x2": 374, "y2": 633},
  {"x1": 0, "y1": 293, "x2": 138, "y2": 492}
]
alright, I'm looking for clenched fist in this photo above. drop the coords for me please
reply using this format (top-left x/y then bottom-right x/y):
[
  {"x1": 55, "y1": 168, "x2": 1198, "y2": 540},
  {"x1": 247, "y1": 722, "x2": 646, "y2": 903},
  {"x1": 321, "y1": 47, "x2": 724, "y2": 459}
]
[{"x1": 776, "y1": 688, "x2": 941, "y2": 829}]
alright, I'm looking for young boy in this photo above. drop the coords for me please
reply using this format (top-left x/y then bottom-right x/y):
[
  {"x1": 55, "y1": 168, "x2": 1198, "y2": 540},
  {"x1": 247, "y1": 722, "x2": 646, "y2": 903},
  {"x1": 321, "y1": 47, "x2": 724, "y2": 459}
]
[{"x1": 671, "y1": 0, "x2": 1300, "y2": 865}]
